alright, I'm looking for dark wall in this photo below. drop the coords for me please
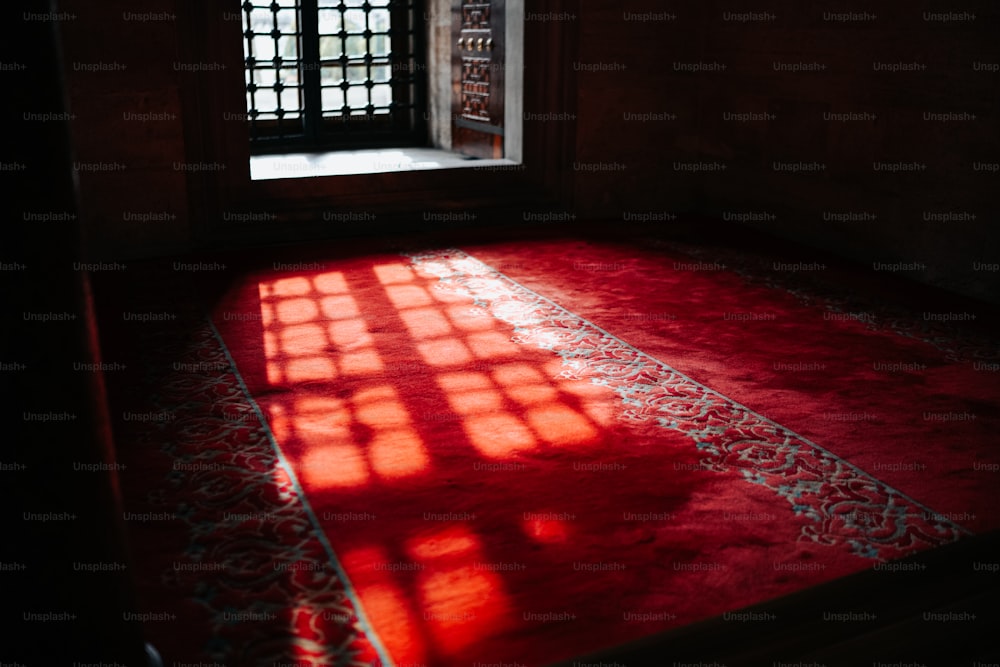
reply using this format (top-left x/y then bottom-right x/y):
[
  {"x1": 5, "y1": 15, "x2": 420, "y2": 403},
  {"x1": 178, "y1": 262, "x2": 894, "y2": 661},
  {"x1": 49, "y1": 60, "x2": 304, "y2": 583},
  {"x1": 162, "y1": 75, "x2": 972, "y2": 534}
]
[
  {"x1": 60, "y1": 0, "x2": 192, "y2": 259},
  {"x1": 58, "y1": 1, "x2": 1000, "y2": 301},
  {"x1": 572, "y1": 1, "x2": 1000, "y2": 302},
  {"x1": 9, "y1": 2, "x2": 156, "y2": 662}
]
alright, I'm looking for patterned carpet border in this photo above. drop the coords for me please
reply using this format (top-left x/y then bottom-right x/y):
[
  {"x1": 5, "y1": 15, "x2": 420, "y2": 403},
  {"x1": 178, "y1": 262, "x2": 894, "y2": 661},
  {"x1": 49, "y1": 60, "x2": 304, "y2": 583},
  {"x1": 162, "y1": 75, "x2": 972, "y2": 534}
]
[
  {"x1": 119, "y1": 321, "x2": 386, "y2": 667},
  {"x1": 405, "y1": 248, "x2": 971, "y2": 561}
]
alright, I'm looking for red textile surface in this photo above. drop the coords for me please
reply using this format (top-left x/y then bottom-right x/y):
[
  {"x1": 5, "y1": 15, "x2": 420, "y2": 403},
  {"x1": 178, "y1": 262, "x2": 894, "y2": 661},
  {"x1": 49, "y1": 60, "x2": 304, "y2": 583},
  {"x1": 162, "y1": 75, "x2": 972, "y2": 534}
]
[
  {"x1": 203, "y1": 239, "x2": 999, "y2": 666},
  {"x1": 465, "y1": 238, "x2": 1000, "y2": 531}
]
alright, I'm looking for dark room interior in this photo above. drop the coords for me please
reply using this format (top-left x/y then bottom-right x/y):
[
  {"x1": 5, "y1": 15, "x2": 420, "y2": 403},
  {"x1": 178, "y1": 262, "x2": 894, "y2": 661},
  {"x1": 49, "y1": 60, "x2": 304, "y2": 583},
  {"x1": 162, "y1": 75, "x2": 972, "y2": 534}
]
[{"x1": 8, "y1": 1, "x2": 1000, "y2": 665}]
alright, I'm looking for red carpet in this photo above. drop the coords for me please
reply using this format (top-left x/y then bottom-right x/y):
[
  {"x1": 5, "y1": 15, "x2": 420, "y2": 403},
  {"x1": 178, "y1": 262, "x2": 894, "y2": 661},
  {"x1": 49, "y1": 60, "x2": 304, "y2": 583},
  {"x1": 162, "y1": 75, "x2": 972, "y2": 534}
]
[{"x1": 190, "y1": 237, "x2": 1000, "y2": 666}]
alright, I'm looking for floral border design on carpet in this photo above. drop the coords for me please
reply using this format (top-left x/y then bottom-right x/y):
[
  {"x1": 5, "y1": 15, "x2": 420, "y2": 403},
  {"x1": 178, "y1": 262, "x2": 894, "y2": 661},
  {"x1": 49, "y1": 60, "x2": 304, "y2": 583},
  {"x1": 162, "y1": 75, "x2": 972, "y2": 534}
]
[
  {"x1": 116, "y1": 322, "x2": 382, "y2": 667},
  {"x1": 405, "y1": 248, "x2": 970, "y2": 562}
]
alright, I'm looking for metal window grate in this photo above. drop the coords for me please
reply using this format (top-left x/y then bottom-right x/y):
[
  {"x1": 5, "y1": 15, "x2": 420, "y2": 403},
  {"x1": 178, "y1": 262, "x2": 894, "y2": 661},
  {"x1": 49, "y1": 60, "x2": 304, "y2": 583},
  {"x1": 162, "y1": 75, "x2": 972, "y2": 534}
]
[
  {"x1": 242, "y1": 0, "x2": 303, "y2": 143},
  {"x1": 241, "y1": 0, "x2": 426, "y2": 152}
]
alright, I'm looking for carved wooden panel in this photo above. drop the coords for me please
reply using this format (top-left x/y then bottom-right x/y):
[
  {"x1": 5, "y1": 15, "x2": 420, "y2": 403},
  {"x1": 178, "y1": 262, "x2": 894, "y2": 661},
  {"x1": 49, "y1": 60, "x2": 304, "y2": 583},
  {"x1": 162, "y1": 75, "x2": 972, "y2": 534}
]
[
  {"x1": 452, "y1": 0, "x2": 504, "y2": 158},
  {"x1": 461, "y1": 58, "x2": 491, "y2": 121},
  {"x1": 461, "y1": 1, "x2": 491, "y2": 29}
]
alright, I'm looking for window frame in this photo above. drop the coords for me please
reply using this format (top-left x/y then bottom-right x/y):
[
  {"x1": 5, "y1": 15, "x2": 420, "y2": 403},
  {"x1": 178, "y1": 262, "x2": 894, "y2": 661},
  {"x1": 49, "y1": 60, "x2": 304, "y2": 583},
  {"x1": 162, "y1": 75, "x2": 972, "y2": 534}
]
[
  {"x1": 242, "y1": 0, "x2": 429, "y2": 154},
  {"x1": 174, "y1": 0, "x2": 579, "y2": 245}
]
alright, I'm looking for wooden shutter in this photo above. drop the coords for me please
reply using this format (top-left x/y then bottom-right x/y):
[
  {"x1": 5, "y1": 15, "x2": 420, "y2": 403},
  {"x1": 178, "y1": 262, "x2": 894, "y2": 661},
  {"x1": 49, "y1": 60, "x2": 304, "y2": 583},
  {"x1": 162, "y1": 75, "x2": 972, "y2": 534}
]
[{"x1": 451, "y1": 0, "x2": 504, "y2": 158}]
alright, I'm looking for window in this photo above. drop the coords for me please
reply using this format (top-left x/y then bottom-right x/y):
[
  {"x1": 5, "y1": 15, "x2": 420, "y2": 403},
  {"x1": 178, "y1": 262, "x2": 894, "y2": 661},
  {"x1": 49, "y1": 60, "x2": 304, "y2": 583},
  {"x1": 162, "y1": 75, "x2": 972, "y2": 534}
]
[{"x1": 241, "y1": 0, "x2": 427, "y2": 154}]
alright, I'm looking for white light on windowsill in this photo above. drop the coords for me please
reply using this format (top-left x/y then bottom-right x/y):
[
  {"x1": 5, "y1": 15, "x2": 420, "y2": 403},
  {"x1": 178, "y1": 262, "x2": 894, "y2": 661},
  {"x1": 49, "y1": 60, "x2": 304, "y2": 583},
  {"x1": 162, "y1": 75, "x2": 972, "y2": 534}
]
[{"x1": 250, "y1": 148, "x2": 512, "y2": 180}]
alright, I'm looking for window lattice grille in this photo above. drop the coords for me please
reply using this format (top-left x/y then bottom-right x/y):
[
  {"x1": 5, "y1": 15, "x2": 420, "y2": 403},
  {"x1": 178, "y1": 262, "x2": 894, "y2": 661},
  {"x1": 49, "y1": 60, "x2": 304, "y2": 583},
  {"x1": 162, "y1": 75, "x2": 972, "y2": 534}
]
[{"x1": 241, "y1": 0, "x2": 424, "y2": 151}]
